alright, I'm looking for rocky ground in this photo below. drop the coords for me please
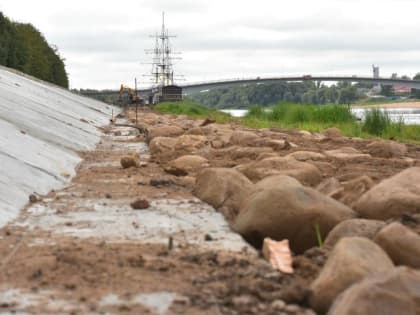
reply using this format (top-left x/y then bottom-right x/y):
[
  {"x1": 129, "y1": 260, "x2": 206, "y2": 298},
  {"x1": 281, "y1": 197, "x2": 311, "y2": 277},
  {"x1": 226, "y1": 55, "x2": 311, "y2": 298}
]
[{"x1": 1, "y1": 107, "x2": 420, "y2": 314}]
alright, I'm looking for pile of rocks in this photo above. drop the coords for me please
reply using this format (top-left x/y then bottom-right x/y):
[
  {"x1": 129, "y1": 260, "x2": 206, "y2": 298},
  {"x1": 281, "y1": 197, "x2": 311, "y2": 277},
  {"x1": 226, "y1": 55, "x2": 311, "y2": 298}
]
[{"x1": 139, "y1": 111, "x2": 420, "y2": 314}]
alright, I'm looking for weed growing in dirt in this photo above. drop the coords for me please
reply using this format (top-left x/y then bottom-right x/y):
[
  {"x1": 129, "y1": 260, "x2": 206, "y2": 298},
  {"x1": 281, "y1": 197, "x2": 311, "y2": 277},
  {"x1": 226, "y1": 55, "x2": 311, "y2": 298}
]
[{"x1": 315, "y1": 223, "x2": 324, "y2": 247}]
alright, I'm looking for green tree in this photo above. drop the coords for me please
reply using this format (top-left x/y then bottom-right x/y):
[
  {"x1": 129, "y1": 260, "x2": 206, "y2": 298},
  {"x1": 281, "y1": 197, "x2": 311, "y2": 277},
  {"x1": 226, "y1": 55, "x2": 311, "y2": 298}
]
[
  {"x1": 0, "y1": 12, "x2": 68, "y2": 88},
  {"x1": 380, "y1": 85, "x2": 394, "y2": 97},
  {"x1": 411, "y1": 73, "x2": 420, "y2": 98}
]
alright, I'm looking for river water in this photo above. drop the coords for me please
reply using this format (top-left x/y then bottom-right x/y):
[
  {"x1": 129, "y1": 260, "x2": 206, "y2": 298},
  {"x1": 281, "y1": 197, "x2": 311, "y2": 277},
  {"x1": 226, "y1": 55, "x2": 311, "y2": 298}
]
[{"x1": 221, "y1": 108, "x2": 420, "y2": 125}]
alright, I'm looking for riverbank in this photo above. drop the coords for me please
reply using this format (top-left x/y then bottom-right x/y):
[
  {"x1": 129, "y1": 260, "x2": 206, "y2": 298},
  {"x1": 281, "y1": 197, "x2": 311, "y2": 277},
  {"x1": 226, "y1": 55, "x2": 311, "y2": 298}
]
[
  {"x1": 352, "y1": 101, "x2": 420, "y2": 109},
  {"x1": 156, "y1": 101, "x2": 420, "y2": 143}
]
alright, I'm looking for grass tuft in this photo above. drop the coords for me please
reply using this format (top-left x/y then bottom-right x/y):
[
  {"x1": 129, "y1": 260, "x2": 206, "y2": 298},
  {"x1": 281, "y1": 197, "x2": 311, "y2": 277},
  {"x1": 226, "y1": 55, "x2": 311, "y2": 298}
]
[{"x1": 362, "y1": 108, "x2": 391, "y2": 136}]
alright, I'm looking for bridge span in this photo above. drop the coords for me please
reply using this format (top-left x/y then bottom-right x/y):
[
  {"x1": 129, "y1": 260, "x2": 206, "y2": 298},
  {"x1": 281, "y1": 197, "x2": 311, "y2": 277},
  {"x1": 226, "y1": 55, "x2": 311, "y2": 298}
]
[
  {"x1": 179, "y1": 76, "x2": 420, "y2": 95},
  {"x1": 82, "y1": 75, "x2": 420, "y2": 98}
]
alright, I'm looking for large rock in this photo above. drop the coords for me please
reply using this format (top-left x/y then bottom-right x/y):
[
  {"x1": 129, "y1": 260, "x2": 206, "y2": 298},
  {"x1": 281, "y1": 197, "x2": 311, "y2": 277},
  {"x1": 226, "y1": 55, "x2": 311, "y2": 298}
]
[
  {"x1": 194, "y1": 168, "x2": 254, "y2": 221},
  {"x1": 148, "y1": 125, "x2": 184, "y2": 141},
  {"x1": 324, "y1": 147, "x2": 371, "y2": 161},
  {"x1": 164, "y1": 155, "x2": 209, "y2": 176},
  {"x1": 374, "y1": 222, "x2": 420, "y2": 268},
  {"x1": 354, "y1": 167, "x2": 420, "y2": 220},
  {"x1": 233, "y1": 182, "x2": 356, "y2": 253},
  {"x1": 324, "y1": 219, "x2": 386, "y2": 248},
  {"x1": 334, "y1": 176, "x2": 375, "y2": 206},
  {"x1": 317, "y1": 177, "x2": 341, "y2": 196},
  {"x1": 254, "y1": 175, "x2": 302, "y2": 191},
  {"x1": 239, "y1": 156, "x2": 322, "y2": 186},
  {"x1": 367, "y1": 140, "x2": 408, "y2": 158},
  {"x1": 309, "y1": 237, "x2": 394, "y2": 314},
  {"x1": 287, "y1": 151, "x2": 327, "y2": 162},
  {"x1": 149, "y1": 137, "x2": 177, "y2": 156},
  {"x1": 228, "y1": 146, "x2": 274, "y2": 160},
  {"x1": 174, "y1": 135, "x2": 208, "y2": 152},
  {"x1": 328, "y1": 267, "x2": 420, "y2": 315},
  {"x1": 229, "y1": 130, "x2": 260, "y2": 147},
  {"x1": 323, "y1": 127, "x2": 342, "y2": 139},
  {"x1": 317, "y1": 176, "x2": 374, "y2": 207},
  {"x1": 265, "y1": 139, "x2": 292, "y2": 151}
]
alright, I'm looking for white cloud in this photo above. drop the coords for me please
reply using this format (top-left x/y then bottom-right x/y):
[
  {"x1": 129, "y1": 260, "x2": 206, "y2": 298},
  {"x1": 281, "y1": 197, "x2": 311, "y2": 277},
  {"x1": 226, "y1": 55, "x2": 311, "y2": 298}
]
[{"x1": 1, "y1": 0, "x2": 419, "y2": 89}]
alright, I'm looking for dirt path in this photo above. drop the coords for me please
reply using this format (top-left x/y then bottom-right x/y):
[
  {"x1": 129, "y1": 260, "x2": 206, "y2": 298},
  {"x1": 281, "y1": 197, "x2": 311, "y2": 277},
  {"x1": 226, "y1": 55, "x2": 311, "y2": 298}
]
[{"x1": 0, "y1": 114, "x2": 318, "y2": 315}]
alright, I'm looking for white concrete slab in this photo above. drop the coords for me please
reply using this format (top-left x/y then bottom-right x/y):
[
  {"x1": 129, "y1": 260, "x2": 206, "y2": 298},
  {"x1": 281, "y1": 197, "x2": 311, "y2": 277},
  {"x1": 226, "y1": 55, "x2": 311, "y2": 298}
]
[{"x1": 0, "y1": 66, "x2": 119, "y2": 227}]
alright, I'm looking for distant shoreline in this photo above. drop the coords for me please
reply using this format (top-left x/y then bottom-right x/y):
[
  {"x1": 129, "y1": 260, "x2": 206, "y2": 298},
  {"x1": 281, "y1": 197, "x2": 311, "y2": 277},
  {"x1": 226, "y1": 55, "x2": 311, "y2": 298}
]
[{"x1": 352, "y1": 102, "x2": 420, "y2": 109}]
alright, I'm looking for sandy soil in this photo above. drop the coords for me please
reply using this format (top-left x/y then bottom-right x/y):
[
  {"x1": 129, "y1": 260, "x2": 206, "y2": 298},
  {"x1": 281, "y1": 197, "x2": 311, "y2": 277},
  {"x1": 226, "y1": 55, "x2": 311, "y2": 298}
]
[
  {"x1": 352, "y1": 101, "x2": 420, "y2": 109},
  {"x1": 1, "y1": 107, "x2": 420, "y2": 314}
]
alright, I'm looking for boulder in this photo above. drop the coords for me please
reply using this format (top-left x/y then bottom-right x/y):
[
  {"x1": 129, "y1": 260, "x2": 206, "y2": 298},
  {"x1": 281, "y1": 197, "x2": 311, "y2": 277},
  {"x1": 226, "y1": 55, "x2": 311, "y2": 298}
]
[
  {"x1": 165, "y1": 155, "x2": 209, "y2": 176},
  {"x1": 194, "y1": 168, "x2": 254, "y2": 221},
  {"x1": 287, "y1": 151, "x2": 327, "y2": 162},
  {"x1": 120, "y1": 156, "x2": 138, "y2": 169},
  {"x1": 174, "y1": 135, "x2": 208, "y2": 152},
  {"x1": 186, "y1": 127, "x2": 205, "y2": 135},
  {"x1": 229, "y1": 130, "x2": 260, "y2": 146},
  {"x1": 353, "y1": 167, "x2": 420, "y2": 220},
  {"x1": 265, "y1": 139, "x2": 291, "y2": 151},
  {"x1": 374, "y1": 222, "x2": 420, "y2": 268},
  {"x1": 317, "y1": 177, "x2": 341, "y2": 196},
  {"x1": 240, "y1": 156, "x2": 322, "y2": 186},
  {"x1": 130, "y1": 199, "x2": 150, "y2": 209},
  {"x1": 299, "y1": 130, "x2": 313, "y2": 139},
  {"x1": 324, "y1": 147, "x2": 371, "y2": 161},
  {"x1": 324, "y1": 219, "x2": 386, "y2": 248},
  {"x1": 254, "y1": 175, "x2": 302, "y2": 191},
  {"x1": 256, "y1": 152, "x2": 279, "y2": 161},
  {"x1": 332, "y1": 175, "x2": 375, "y2": 206},
  {"x1": 323, "y1": 127, "x2": 342, "y2": 139},
  {"x1": 228, "y1": 146, "x2": 274, "y2": 160},
  {"x1": 309, "y1": 237, "x2": 394, "y2": 314},
  {"x1": 149, "y1": 137, "x2": 177, "y2": 156},
  {"x1": 148, "y1": 125, "x2": 184, "y2": 141},
  {"x1": 328, "y1": 267, "x2": 420, "y2": 315},
  {"x1": 233, "y1": 183, "x2": 355, "y2": 253},
  {"x1": 367, "y1": 140, "x2": 408, "y2": 158}
]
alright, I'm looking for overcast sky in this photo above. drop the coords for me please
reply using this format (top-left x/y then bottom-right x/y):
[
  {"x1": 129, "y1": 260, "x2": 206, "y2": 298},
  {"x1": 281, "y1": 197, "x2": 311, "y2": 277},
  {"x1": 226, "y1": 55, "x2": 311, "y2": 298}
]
[{"x1": 1, "y1": 0, "x2": 419, "y2": 89}]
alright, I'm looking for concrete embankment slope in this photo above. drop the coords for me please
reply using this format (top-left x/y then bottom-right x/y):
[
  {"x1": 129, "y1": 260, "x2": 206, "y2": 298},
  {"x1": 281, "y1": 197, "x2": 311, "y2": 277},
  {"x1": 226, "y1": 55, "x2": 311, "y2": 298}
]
[{"x1": 0, "y1": 66, "x2": 118, "y2": 227}]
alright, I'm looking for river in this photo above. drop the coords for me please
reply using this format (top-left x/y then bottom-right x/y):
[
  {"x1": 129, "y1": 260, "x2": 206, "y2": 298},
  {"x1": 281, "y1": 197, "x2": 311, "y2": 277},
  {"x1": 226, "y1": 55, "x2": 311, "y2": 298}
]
[{"x1": 221, "y1": 107, "x2": 420, "y2": 125}]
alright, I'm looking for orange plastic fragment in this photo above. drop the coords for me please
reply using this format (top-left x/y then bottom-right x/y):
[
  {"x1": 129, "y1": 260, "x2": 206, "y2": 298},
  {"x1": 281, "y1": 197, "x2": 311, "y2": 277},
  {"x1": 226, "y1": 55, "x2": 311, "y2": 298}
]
[{"x1": 262, "y1": 238, "x2": 294, "y2": 274}]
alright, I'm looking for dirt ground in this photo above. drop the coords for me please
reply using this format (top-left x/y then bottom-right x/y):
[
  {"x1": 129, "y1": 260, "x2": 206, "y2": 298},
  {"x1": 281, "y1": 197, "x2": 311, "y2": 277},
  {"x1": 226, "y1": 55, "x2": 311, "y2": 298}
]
[{"x1": 1, "y1": 107, "x2": 419, "y2": 315}]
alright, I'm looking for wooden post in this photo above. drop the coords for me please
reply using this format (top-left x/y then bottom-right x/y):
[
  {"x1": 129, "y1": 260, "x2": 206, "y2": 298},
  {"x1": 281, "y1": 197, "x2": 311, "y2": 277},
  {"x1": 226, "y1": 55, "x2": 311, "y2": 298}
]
[{"x1": 136, "y1": 104, "x2": 138, "y2": 125}]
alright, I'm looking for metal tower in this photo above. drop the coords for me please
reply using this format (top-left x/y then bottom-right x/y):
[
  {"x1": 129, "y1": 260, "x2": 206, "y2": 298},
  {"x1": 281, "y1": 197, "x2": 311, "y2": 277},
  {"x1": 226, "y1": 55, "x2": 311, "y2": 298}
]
[{"x1": 145, "y1": 12, "x2": 182, "y2": 87}]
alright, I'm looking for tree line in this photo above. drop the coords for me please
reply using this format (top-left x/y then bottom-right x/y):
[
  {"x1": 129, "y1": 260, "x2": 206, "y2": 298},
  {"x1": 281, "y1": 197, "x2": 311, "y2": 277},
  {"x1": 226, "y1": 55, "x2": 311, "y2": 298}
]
[
  {"x1": 188, "y1": 81, "x2": 362, "y2": 109},
  {"x1": 0, "y1": 12, "x2": 68, "y2": 88}
]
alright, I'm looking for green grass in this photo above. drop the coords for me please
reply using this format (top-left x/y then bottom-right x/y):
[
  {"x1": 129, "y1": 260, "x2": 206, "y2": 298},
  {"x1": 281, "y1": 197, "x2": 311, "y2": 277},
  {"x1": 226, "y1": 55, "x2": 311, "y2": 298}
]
[
  {"x1": 362, "y1": 108, "x2": 391, "y2": 136},
  {"x1": 315, "y1": 223, "x2": 324, "y2": 247},
  {"x1": 154, "y1": 101, "x2": 420, "y2": 143},
  {"x1": 154, "y1": 101, "x2": 232, "y2": 123}
]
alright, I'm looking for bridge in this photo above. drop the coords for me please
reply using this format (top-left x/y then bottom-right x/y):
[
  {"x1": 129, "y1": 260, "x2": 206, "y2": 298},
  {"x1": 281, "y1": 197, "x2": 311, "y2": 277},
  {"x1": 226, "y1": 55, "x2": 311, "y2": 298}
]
[{"x1": 81, "y1": 75, "x2": 420, "y2": 98}]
